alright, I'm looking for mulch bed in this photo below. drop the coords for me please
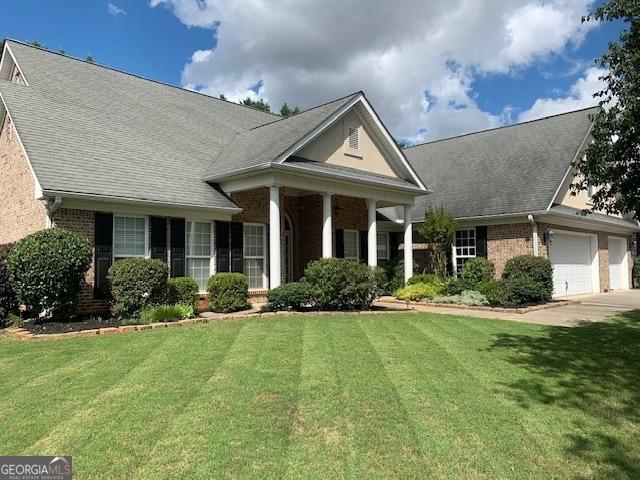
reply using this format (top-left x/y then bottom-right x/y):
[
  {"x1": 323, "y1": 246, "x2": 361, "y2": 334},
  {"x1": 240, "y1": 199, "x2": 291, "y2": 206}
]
[{"x1": 23, "y1": 316, "x2": 121, "y2": 334}]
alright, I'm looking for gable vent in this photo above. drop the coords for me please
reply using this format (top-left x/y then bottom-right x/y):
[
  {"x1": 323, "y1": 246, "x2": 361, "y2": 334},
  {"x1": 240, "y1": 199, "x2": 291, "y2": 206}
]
[{"x1": 348, "y1": 127, "x2": 359, "y2": 150}]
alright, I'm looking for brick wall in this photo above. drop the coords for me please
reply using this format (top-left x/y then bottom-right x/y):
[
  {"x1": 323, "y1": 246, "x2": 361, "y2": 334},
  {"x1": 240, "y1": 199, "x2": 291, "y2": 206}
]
[
  {"x1": 0, "y1": 115, "x2": 46, "y2": 254},
  {"x1": 52, "y1": 208, "x2": 109, "y2": 315}
]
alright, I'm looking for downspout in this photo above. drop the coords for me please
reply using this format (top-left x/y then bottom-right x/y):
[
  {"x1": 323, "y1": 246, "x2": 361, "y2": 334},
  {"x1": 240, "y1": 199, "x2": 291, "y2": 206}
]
[
  {"x1": 528, "y1": 214, "x2": 539, "y2": 256},
  {"x1": 45, "y1": 196, "x2": 62, "y2": 228}
]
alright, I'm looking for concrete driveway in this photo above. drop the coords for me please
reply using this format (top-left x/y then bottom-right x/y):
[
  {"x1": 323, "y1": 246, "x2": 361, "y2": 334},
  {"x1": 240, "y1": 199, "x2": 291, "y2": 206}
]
[{"x1": 378, "y1": 289, "x2": 640, "y2": 327}]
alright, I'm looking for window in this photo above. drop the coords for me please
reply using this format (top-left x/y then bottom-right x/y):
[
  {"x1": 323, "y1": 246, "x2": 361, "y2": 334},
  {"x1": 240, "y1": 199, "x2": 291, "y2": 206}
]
[
  {"x1": 348, "y1": 126, "x2": 359, "y2": 150},
  {"x1": 455, "y1": 228, "x2": 476, "y2": 272},
  {"x1": 377, "y1": 232, "x2": 389, "y2": 261},
  {"x1": 243, "y1": 223, "x2": 266, "y2": 289},
  {"x1": 113, "y1": 216, "x2": 147, "y2": 260},
  {"x1": 344, "y1": 229, "x2": 359, "y2": 260},
  {"x1": 186, "y1": 221, "x2": 212, "y2": 292}
]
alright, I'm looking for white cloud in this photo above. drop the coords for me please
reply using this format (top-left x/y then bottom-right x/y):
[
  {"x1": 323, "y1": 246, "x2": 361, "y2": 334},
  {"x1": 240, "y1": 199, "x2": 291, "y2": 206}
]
[
  {"x1": 107, "y1": 2, "x2": 126, "y2": 16},
  {"x1": 150, "y1": 0, "x2": 596, "y2": 141},
  {"x1": 518, "y1": 67, "x2": 606, "y2": 122}
]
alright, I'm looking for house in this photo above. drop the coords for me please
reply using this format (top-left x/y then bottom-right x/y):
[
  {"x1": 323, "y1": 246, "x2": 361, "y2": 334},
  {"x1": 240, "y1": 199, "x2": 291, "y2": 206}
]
[
  {"x1": 379, "y1": 109, "x2": 640, "y2": 296},
  {"x1": 0, "y1": 40, "x2": 637, "y2": 315}
]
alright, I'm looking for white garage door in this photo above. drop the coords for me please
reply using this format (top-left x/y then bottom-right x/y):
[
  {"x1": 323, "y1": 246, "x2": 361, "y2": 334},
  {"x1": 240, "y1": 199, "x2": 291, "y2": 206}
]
[
  {"x1": 608, "y1": 237, "x2": 628, "y2": 290},
  {"x1": 549, "y1": 233, "x2": 596, "y2": 296}
]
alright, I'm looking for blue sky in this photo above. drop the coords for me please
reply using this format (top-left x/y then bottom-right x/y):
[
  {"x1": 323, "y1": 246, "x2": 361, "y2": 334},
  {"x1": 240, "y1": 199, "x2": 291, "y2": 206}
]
[{"x1": 0, "y1": 1, "x2": 625, "y2": 142}]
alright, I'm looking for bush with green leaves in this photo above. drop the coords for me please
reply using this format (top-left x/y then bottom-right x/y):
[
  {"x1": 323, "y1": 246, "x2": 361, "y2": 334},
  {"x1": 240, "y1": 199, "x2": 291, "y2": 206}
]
[
  {"x1": 167, "y1": 277, "x2": 200, "y2": 308},
  {"x1": 0, "y1": 250, "x2": 18, "y2": 325},
  {"x1": 502, "y1": 255, "x2": 553, "y2": 305},
  {"x1": 475, "y1": 280, "x2": 515, "y2": 307},
  {"x1": 7, "y1": 228, "x2": 92, "y2": 318},
  {"x1": 266, "y1": 281, "x2": 312, "y2": 311},
  {"x1": 418, "y1": 206, "x2": 458, "y2": 277},
  {"x1": 407, "y1": 273, "x2": 440, "y2": 285},
  {"x1": 304, "y1": 258, "x2": 379, "y2": 311},
  {"x1": 633, "y1": 256, "x2": 640, "y2": 288},
  {"x1": 125, "y1": 303, "x2": 195, "y2": 325},
  {"x1": 394, "y1": 282, "x2": 440, "y2": 302},
  {"x1": 207, "y1": 273, "x2": 249, "y2": 313},
  {"x1": 107, "y1": 258, "x2": 168, "y2": 318},
  {"x1": 459, "y1": 258, "x2": 495, "y2": 289},
  {"x1": 433, "y1": 290, "x2": 489, "y2": 306}
]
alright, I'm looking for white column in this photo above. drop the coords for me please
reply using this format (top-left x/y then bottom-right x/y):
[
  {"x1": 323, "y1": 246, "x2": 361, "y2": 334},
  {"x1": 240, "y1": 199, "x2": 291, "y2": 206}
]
[
  {"x1": 269, "y1": 186, "x2": 281, "y2": 289},
  {"x1": 404, "y1": 204, "x2": 413, "y2": 283},
  {"x1": 367, "y1": 199, "x2": 377, "y2": 267},
  {"x1": 322, "y1": 193, "x2": 333, "y2": 258}
]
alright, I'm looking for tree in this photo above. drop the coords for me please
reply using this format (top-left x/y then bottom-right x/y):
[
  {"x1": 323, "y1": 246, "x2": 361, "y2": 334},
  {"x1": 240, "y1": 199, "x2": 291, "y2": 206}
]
[
  {"x1": 395, "y1": 137, "x2": 410, "y2": 149},
  {"x1": 31, "y1": 39, "x2": 45, "y2": 49},
  {"x1": 573, "y1": 1, "x2": 640, "y2": 217},
  {"x1": 279, "y1": 102, "x2": 300, "y2": 117},
  {"x1": 219, "y1": 93, "x2": 227, "y2": 101},
  {"x1": 418, "y1": 206, "x2": 458, "y2": 278},
  {"x1": 85, "y1": 54, "x2": 95, "y2": 63},
  {"x1": 241, "y1": 97, "x2": 271, "y2": 113}
]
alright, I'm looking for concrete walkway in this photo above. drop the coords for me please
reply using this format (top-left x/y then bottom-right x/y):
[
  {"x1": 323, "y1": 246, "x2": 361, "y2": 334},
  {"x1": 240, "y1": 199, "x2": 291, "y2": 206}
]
[{"x1": 375, "y1": 289, "x2": 640, "y2": 327}]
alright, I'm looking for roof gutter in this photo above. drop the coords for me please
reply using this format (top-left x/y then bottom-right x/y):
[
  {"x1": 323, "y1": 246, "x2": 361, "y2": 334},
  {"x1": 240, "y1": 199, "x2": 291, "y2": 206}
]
[{"x1": 45, "y1": 195, "x2": 62, "y2": 228}]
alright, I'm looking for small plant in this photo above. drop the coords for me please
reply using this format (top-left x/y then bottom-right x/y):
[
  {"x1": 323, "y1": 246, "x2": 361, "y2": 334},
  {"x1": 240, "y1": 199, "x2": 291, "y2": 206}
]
[
  {"x1": 304, "y1": 258, "x2": 379, "y2": 311},
  {"x1": 459, "y1": 258, "x2": 495, "y2": 289},
  {"x1": 433, "y1": 290, "x2": 489, "y2": 306},
  {"x1": 108, "y1": 258, "x2": 169, "y2": 318},
  {"x1": 167, "y1": 277, "x2": 200, "y2": 308},
  {"x1": 207, "y1": 273, "x2": 249, "y2": 313},
  {"x1": 418, "y1": 206, "x2": 457, "y2": 277},
  {"x1": 7, "y1": 228, "x2": 92, "y2": 318},
  {"x1": 125, "y1": 303, "x2": 195, "y2": 325},
  {"x1": 394, "y1": 283, "x2": 439, "y2": 302},
  {"x1": 266, "y1": 282, "x2": 312, "y2": 311}
]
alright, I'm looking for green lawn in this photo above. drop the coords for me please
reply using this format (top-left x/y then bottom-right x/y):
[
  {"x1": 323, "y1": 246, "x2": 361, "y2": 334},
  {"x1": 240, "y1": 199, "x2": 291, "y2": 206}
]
[{"x1": 1, "y1": 312, "x2": 639, "y2": 479}]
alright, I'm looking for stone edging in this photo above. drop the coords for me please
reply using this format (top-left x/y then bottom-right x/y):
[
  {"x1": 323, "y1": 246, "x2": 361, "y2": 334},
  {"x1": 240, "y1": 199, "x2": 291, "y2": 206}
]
[
  {"x1": 1, "y1": 308, "x2": 406, "y2": 341},
  {"x1": 377, "y1": 296, "x2": 578, "y2": 314}
]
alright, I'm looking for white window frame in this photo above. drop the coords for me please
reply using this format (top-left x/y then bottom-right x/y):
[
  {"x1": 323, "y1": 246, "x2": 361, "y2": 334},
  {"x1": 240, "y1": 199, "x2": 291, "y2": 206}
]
[
  {"x1": 343, "y1": 229, "x2": 360, "y2": 261},
  {"x1": 185, "y1": 219, "x2": 214, "y2": 294},
  {"x1": 112, "y1": 214, "x2": 149, "y2": 262},
  {"x1": 377, "y1": 232, "x2": 390, "y2": 262},
  {"x1": 243, "y1": 222, "x2": 267, "y2": 291},
  {"x1": 453, "y1": 227, "x2": 476, "y2": 273}
]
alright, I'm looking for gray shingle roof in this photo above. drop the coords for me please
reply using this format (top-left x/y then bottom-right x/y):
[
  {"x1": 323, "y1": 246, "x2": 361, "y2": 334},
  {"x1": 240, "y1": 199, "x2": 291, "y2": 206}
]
[
  {"x1": 0, "y1": 41, "x2": 274, "y2": 209},
  {"x1": 378, "y1": 107, "x2": 597, "y2": 222},
  {"x1": 204, "y1": 93, "x2": 361, "y2": 180},
  {"x1": 549, "y1": 204, "x2": 640, "y2": 231}
]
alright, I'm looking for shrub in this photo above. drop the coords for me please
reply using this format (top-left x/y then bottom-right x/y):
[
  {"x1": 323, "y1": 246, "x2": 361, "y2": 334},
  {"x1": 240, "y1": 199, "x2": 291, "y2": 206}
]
[
  {"x1": 394, "y1": 282, "x2": 439, "y2": 302},
  {"x1": 432, "y1": 290, "x2": 489, "y2": 306},
  {"x1": 386, "y1": 258, "x2": 420, "y2": 292},
  {"x1": 446, "y1": 277, "x2": 466, "y2": 295},
  {"x1": 476, "y1": 280, "x2": 515, "y2": 307},
  {"x1": 304, "y1": 258, "x2": 379, "y2": 311},
  {"x1": 7, "y1": 228, "x2": 92, "y2": 318},
  {"x1": 407, "y1": 273, "x2": 440, "y2": 285},
  {"x1": 167, "y1": 277, "x2": 200, "y2": 308},
  {"x1": 459, "y1": 258, "x2": 495, "y2": 289},
  {"x1": 633, "y1": 256, "x2": 640, "y2": 288},
  {"x1": 207, "y1": 273, "x2": 249, "y2": 313},
  {"x1": 266, "y1": 282, "x2": 312, "y2": 311},
  {"x1": 502, "y1": 255, "x2": 553, "y2": 305},
  {"x1": 0, "y1": 251, "x2": 18, "y2": 324},
  {"x1": 127, "y1": 303, "x2": 194, "y2": 325},
  {"x1": 108, "y1": 258, "x2": 168, "y2": 318},
  {"x1": 418, "y1": 206, "x2": 457, "y2": 277}
]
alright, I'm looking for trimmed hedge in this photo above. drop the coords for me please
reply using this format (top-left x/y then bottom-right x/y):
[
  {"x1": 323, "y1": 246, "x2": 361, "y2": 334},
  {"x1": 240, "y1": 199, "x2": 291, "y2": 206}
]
[
  {"x1": 7, "y1": 228, "x2": 92, "y2": 317},
  {"x1": 266, "y1": 281, "x2": 312, "y2": 311},
  {"x1": 476, "y1": 280, "x2": 514, "y2": 307},
  {"x1": 459, "y1": 258, "x2": 495, "y2": 289},
  {"x1": 107, "y1": 258, "x2": 168, "y2": 318},
  {"x1": 0, "y1": 250, "x2": 18, "y2": 324},
  {"x1": 394, "y1": 282, "x2": 440, "y2": 302},
  {"x1": 207, "y1": 273, "x2": 249, "y2": 313},
  {"x1": 167, "y1": 277, "x2": 200, "y2": 308},
  {"x1": 304, "y1": 258, "x2": 379, "y2": 311},
  {"x1": 502, "y1": 255, "x2": 553, "y2": 305}
]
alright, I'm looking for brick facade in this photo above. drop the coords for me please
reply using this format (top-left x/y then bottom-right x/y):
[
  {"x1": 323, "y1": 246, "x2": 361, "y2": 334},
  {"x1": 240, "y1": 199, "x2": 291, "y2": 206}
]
[{"x1": 0, "y1": 115, "x2": 46, "y2": 256}]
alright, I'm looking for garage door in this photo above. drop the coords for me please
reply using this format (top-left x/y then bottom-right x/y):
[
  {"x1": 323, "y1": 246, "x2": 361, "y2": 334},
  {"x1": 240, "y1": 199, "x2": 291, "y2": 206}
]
[
  {"x1": 608, "y1": 237, "x2": 628, "y2": 290},
  {"x1": 549, "y1": 233, "x2": 596, "y2": 296}
]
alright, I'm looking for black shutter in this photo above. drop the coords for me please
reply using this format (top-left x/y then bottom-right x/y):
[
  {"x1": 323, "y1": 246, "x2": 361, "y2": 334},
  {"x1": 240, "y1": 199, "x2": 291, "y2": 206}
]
[
  {"x1": 359, "y1": 231, "x2": 368, "y2": 263},
  {"x1": 336, "y1": 229, "x2": 344, "y2": 258},
  {"x1": 476, "y1": 226, "x2": 488, "y2": 258},
  {"x1": 170, "y1": 218, "x2": 186, "y2": 277},
  {"x1": 215, "y1": 221, "x2": 230, "y2": 273},
  {"x1": 150, "y1": 217, "x2": 167, "y2": 261},
  {"x1": 230, "y1": 222, "x2": 243, "y2": 273},
  {"x1": 389, "y1": 232, "x2": 400, "y2": 260},
  {"x1": 94, "y1": 212, "x2": 113, "y2": 299}
]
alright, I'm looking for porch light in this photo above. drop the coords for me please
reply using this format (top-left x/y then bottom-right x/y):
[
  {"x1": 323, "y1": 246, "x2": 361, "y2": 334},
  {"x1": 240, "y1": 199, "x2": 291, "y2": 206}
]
[{"x1": 543, "y1": 229, "x2": 554, "y2": 246}]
